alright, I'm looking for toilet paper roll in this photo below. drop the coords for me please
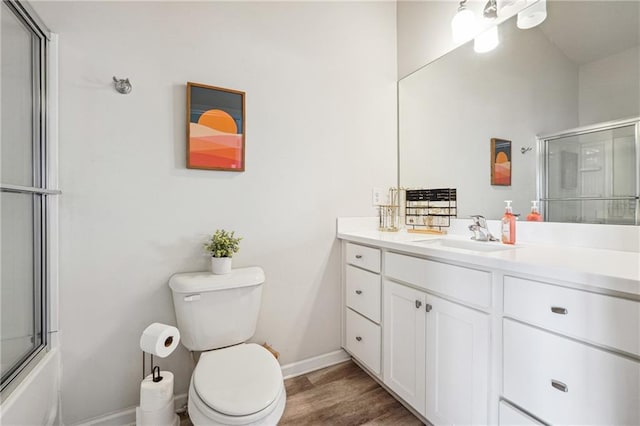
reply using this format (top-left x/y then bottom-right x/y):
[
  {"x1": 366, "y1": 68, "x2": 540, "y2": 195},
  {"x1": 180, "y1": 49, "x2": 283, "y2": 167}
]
[
  {"x1": 137, "y1": 397, "x2": 176, "y2": 426},
  {"x1": 140, "y1": 371, "x2": 175, "y2": 411},
  {"x1": 139, "y1": 323, "x2": 180, "y2": 358}
]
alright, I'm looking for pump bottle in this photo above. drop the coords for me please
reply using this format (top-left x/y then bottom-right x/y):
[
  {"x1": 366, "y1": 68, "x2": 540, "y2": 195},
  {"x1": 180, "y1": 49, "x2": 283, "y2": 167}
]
[
  {"x1": 501, "y1": 200, "x2": 516, "y2": 244},
  {"x1": 526, "y1": 201, "x2": 543, "y2": 222}
]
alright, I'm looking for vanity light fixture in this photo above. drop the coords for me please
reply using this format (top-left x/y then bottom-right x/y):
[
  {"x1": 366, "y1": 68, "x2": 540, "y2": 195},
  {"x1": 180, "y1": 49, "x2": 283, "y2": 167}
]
[
  {"x1": 517, "y1": 0, "x2": 547, "y2": 29},
  {"x1": 451, "y1": 0, "x2": 477, "y2": 44}
]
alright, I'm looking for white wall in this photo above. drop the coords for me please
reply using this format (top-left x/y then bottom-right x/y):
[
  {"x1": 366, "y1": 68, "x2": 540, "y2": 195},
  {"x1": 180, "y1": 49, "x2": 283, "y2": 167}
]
[
  {"x1": 579, "y1": 45, "x2": 640, "y2": 126},
  {"x1": 30, "y1": 2, "x2": 397, "y2": 424},
  {"x1": 399, "y1": 20, "x2": 578, "y2": 219}
]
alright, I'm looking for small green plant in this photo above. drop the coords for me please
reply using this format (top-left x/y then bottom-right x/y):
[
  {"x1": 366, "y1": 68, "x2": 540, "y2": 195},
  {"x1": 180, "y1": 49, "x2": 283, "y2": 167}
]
[{"x1": 204, "y1": 229, "x2": 242, "y2": 258}]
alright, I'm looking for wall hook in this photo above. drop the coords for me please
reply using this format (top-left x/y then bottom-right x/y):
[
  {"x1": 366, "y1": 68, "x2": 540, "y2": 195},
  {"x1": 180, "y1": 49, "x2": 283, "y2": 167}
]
[
  {"x1": 113, "y1": 76, "x2": 132, "y2": 94},
  {"x1": 521, "y1": 147, "x2": 532, "y2": 154}
]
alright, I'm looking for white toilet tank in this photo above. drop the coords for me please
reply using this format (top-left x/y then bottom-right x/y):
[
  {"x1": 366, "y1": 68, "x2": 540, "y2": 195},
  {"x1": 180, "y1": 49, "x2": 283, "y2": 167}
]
[{"x1": 169, "y1": 267, "x2": 265, "y2": 352}]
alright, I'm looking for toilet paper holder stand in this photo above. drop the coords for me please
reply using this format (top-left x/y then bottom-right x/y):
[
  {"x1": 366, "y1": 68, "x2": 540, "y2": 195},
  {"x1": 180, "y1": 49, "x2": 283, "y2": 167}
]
[{"x1": 142, "y1": 352, "x2": 165, "y2": 383}]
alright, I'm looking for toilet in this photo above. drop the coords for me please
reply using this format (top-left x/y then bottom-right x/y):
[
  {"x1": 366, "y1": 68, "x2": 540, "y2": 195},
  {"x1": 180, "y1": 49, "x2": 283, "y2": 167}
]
[{"x1": 169, "y1": 267, "x2": 286, "y2": 425}]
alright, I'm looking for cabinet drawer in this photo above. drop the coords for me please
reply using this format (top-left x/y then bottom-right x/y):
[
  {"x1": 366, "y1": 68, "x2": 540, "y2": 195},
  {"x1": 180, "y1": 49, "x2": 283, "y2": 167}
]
[
  {"x1": 346, "y1": 243, "x2": 381, "y2": 273},
  {"x1": 346, "y1": 265, "x2": 381, "y2": 323},
  {"x1": 499, "y1": 401, "x2": 542, "y2": 425},
  {"x1": 345, "y1": 308, "x2": 381, "y2": 375},
  {"x1": 504, "y1": 276, "x2": 640, "y2": 356},
  {"x1": 503, "y1": 319, "x2": 640, "y2": 425},
  {"x1": 385, "y1": 252, "x2": 491, "y2": 308}
]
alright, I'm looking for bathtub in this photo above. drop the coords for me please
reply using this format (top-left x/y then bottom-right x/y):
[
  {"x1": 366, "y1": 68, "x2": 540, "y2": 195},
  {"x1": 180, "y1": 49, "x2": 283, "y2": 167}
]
[{"x1": 0, "y1": 348, "x2": 60, "y2": 426}]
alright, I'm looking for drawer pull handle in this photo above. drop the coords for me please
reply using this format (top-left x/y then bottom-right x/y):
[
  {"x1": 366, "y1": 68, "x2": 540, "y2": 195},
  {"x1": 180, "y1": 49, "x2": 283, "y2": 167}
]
[
  {"x1": 551, "y1": 379, "x2": 568, "y2": 393},
  {"x1": 355, "y1": 336, "x2": 362, "y2": 342},
  {"x1": 551, "y1": 306, "x2": 568, "y2": 315},
  {"x1": 415, "y1": 300, "x2": 422, "y2": 309},
  {"x1": 355, "y1": 290, "x2": 363, "y2": 295},
  {"x1": 425, "y1": 303, "x2": 432, "y2": 313},
  {"x1": 355, "y1": 254, "x2": 363, "y2": 259}
]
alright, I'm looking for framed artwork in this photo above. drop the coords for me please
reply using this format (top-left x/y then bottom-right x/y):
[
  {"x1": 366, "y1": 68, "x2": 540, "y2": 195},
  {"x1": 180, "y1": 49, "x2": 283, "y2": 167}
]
[
  {"x1": 490, "y1": 138, "x2": 511, "y2": 186},
  {"x1": 187, "y1": 82, "x2": 245, "y2": 171}
]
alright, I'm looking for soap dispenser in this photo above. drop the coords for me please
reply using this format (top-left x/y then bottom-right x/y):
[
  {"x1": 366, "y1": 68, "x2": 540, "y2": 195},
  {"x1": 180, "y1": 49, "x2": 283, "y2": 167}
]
[
  {"x1": 501, "y1": 200, "x2": 516, "y2": 245},
  {"x1": 526, "y1": 200, "x2": 543, "y2": 222}
]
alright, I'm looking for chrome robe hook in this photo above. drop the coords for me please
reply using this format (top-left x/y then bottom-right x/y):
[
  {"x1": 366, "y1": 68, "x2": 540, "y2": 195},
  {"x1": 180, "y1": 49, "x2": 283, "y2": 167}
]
[{"x1": 113, "y1": 76, "x2": 132, "y2": 94}]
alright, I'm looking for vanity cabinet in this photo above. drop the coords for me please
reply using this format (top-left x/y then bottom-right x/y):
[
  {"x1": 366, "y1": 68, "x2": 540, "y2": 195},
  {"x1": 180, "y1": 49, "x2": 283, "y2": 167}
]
[
  {"x1": 340, "y1": 231, "x2": 640, "y2": 426},
  {"x1": 382, "y1": 255, "x2": 490, "y2": 425}
]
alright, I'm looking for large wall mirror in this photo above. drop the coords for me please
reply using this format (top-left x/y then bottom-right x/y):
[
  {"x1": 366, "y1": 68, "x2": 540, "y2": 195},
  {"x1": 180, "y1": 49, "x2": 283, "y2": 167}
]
[{"x1": 399, "y1": 1, "x2": 639, "y2": 224}]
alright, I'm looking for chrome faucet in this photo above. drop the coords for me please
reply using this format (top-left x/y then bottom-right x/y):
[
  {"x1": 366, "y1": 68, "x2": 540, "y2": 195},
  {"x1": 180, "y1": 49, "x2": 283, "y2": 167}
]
[{"x1": 469, "y1": 215, "x2": 498, "y2": 241}]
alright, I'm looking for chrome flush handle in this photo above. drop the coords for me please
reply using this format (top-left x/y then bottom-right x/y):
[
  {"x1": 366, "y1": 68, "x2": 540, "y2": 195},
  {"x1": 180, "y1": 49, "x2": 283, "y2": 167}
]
[
  {"x1": 415, "y1": 300, "x2": 422, "y2": 309},
  {"x1": 551, "y1": 379, "x2": 568, "y2": 392},
  {"x1": 551, "y1": 306, "x2": 568, "y2": 315}
]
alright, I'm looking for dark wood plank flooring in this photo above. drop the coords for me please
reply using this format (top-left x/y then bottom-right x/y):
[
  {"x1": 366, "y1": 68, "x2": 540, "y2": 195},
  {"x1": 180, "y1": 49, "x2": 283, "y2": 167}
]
[
  {"x1": 280, "y1": 361, "x2": 423, "y2": 425},
  {"x1": 182, "y1": 360, "x2": 423, "y2": 425}
]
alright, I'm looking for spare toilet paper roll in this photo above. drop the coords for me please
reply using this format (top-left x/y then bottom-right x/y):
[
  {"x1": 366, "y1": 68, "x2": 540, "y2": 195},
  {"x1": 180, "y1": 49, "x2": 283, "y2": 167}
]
[
  {"x1": 139, "y1": 323, "x2": 180, "y2": 358},
  {"x1": 139, "y1": 371, "x2": 175, "y2": 411},
  {"x1": 137, "y1": 399, "x2": 176, "y2": 426}
]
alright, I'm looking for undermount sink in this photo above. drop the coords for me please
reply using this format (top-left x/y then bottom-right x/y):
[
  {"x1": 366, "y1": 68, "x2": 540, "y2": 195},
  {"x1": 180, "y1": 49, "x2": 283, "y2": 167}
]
[{"x1": 413, "y1": 238, "x2": 518, "y2": 252}]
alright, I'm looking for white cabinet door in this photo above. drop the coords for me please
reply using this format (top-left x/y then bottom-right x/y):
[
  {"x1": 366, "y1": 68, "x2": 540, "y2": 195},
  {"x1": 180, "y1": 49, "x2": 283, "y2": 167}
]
[
  {"x1": 383, "y1": 280, "x2": 426, "y2": 416},
  {"x1": 425, "y1": 294, "x2": 490, "y2": 426}
]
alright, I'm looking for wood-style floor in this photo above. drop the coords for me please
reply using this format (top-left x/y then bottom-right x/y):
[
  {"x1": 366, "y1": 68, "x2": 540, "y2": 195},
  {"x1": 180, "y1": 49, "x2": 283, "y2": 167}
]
[
  {"x1": 279, "y1": 360, "x2": 422, "y2": 425},
  {"x1": 183, "y1": 360, "x2": 423, "y2": 425}
]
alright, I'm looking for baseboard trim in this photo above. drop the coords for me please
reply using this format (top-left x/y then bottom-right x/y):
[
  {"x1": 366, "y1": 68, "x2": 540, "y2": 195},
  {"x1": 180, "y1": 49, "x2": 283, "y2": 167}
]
[
  {"x1": 73, "y1": 349, "x2": 351, "y2": 425},
  {"x1": 73, "y1": 393, "x2": 187, "y2": 426},
  {"x1": 281, "y1": 348, "x2": 351, "y2": 379}
]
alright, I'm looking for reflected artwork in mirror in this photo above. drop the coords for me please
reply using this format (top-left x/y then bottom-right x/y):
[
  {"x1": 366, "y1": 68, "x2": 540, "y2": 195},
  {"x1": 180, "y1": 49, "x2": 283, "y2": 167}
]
[{"x1": 398, "y1": 1, "x2": 640, "y2": 223}]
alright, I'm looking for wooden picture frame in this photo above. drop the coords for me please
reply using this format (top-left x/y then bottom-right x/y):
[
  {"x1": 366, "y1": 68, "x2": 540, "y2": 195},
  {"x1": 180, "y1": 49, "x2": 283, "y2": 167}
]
[
  {"x1": 187, "y1": 82, "x2": 245, "y2": 171},
  {"x1": 490, "y1": 138, "x2": 511, "y2": 186}
]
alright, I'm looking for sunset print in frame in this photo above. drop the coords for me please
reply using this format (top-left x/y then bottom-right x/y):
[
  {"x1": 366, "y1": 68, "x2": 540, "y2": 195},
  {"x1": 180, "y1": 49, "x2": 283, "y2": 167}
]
[
  {"x1": 490, "y1": 138, "x2": 511, "y2": 186},
  {"x1": 187, "y1": 82, "x2": 245, "y2": 171}
]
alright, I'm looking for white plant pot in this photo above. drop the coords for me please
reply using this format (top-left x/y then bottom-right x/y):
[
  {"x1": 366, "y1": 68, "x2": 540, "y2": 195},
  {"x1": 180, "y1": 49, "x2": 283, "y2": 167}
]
[{"x1": 211, "y1": 257, "x2": 232, "y2": 275}]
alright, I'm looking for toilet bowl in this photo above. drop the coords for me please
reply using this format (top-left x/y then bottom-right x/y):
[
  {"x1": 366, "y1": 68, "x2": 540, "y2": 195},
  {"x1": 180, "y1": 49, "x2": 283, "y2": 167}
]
[
  {"x1": 187, "y1": 344, "x2": 286, "y2": 426},
  {"x1": 169, "y1": 268, "x2": 286, "y2": 425}
]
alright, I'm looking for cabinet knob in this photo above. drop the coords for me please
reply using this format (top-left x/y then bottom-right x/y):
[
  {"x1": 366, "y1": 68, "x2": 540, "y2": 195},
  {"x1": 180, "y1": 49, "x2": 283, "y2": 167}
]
[
  {"x1": 415, "y1": 300, "x2": 422, "y2": 309},
  {"x1": 355, "y1": 336, "x2": 362, "y2": 342},
  {"x1": 355, "y1": 254, "x2": 363, "y2": 259},
  {"x1": 425, "y1": 303, "x2": 432, "y2": 312},
  {"x1": 551, "y1": 379, "x2": 568, "y2": 393},
  {"x1": 355, "y1": 290, "x2": 363, "y2": 295},
  {"x1": 551, "y1": 306, "x2": 568, "y2": 315}
]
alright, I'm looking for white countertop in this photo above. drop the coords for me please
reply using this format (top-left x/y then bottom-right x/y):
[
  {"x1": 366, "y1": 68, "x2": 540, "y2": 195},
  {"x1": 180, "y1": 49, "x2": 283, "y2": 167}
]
[{"x1": 337, "y1": 228, "x2": 640, "y2": 297}]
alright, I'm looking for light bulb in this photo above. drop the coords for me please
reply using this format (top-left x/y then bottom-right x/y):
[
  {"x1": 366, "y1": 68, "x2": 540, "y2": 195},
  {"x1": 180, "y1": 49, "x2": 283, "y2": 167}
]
[
  {"x1": 474, "y1": 26, "x2": 499, "y2": 53},
  {"x1": 451, "y1": 7, "x2": 477, "y2": 44}
]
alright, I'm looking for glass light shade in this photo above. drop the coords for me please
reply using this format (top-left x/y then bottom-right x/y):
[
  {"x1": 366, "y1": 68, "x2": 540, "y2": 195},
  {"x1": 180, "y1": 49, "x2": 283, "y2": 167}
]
[
  {"x1": 451, "y1": 7, "x2": 477, "y2": 44},
  {"x1": 474, "y1": 26, "x2": 499, "y2": 53},
  {"x1": 517, "y1": 0, "x2": 547, "y2": 29}
]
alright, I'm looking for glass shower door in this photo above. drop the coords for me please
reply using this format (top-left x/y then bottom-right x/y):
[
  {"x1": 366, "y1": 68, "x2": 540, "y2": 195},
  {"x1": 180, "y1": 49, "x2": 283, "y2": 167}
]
[
  {"x1": 1, "y1": 0, "x2": 49, "y2": 392},
  {"x1": 541, "y1": 121, "x2": 639, "y2": 225}
]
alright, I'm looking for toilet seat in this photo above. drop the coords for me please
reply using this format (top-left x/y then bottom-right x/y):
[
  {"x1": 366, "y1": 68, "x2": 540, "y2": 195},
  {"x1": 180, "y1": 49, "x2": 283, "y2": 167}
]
[{"x1": 189, "y1": 343, "x2": 285, "y2": 425}]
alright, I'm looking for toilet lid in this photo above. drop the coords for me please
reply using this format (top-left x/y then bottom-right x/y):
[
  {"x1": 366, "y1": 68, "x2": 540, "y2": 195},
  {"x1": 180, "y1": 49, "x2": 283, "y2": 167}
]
[{"x1": 193, "y1": 343, "x2": 283, "y2": 416}]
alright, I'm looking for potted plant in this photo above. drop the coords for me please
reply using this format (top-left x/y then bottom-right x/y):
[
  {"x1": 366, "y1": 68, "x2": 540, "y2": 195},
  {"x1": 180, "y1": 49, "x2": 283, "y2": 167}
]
[{"x1": 204, "y1": 229, "x2": 242, "y2": 274}]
